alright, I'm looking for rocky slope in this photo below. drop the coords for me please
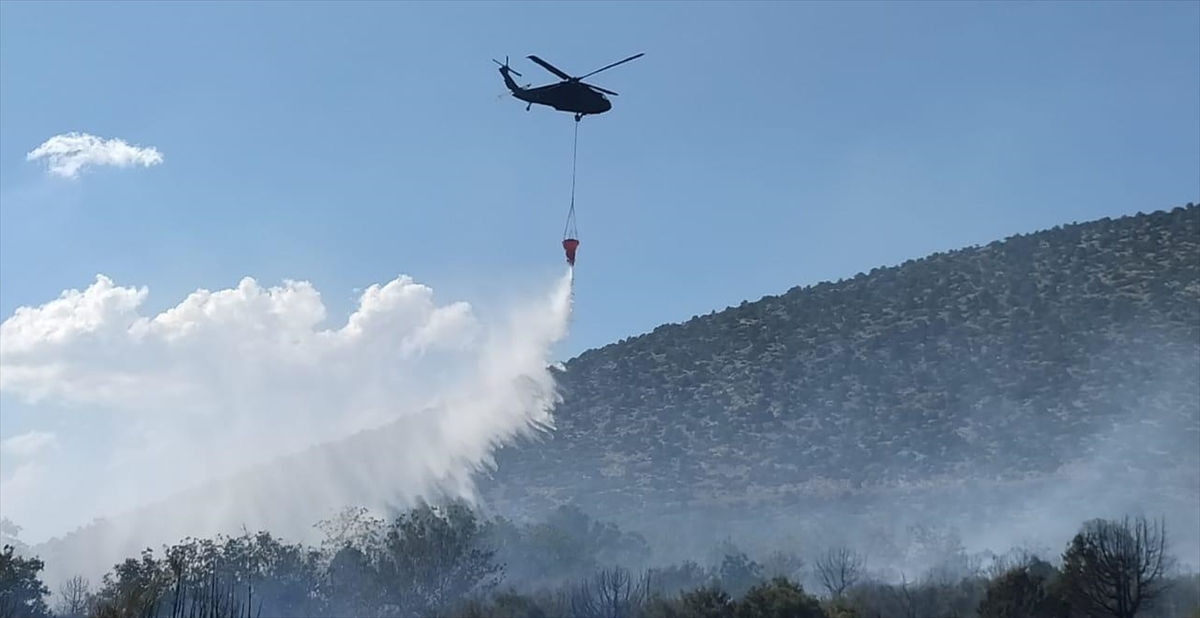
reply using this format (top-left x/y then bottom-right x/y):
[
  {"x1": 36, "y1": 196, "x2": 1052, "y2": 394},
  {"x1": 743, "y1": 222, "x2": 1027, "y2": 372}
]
[{"x1": 481, "y1": 204, "x2": 1200, "y2": 535}]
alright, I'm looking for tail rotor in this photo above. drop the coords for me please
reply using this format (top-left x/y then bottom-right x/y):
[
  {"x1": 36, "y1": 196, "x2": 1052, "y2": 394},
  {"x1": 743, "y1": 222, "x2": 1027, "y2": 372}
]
[
  {"x1": 493, "y1": 55, "x2": 528, "y2": 99},
  {"x1": 491, "y1": 56, "x2": 522, "y2": 77}
]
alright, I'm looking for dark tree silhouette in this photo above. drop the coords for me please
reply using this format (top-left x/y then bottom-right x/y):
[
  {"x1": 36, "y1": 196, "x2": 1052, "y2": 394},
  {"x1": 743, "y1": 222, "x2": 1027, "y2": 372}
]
[
  {"x1": 1060, "y1": 516, "x2": 1175, "y2": 618},
  {"x1": 717, "y1": 552, "x2": 764, "y2": 599},
  {"x1": 570, "y1": 566, "x2": 651, "y2": 618},
  {"x1": 0, "y1": 545, "x2": 52, "y2": 618},
  {"x1": 976, "y1": 559, "x2": 1064, "y2": 618},
  {"x1": 678, "y1": 586, "x2": 737, "y2": 618},
  {"x1": 90, "y1": 549, "x2": 170, "y2": 618},
  {"x1": 735, "y1": 577, "x2": 827, "y2": 618}
]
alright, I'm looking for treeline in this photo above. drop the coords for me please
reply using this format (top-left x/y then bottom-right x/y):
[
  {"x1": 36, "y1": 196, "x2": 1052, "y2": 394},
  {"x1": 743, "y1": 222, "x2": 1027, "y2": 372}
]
[{"x1": 2, "y1": 504, "x2": 1198, "y2": 618}]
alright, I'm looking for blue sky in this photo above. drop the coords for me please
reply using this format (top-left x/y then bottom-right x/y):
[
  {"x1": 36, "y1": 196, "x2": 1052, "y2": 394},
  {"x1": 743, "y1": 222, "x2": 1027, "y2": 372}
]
[
  {"x1": 2, "y1": 1, "x2": 1198, "y2": 359},
  {"x1": 1, "y1": 1, "x2": 1198, "y2": 541}
]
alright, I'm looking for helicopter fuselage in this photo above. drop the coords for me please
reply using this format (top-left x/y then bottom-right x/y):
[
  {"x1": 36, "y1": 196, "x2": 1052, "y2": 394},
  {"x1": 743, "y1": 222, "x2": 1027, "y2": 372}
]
[
  {"x1": 522, "y1": 82, "x2": 612, "y2": 115},
  {"x1": 501, "y1": 68, "x2": 612, "y2": 116}
]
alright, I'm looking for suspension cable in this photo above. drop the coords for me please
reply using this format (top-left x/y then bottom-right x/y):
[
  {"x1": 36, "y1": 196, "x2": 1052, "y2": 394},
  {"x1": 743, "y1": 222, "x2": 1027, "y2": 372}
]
[{"x1": 563, "y1": 121, "x2": 579, "y2": 239}]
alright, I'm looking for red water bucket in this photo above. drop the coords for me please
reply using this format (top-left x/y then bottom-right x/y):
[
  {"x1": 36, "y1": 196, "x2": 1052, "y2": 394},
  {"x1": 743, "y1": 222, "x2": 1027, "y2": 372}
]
[{"x1": 562, "y1": 238, "x2": 580, "y2": 265}]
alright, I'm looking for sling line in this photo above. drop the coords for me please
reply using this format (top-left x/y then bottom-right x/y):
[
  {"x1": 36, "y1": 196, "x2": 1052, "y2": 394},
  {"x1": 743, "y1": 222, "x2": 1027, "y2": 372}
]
[{"x1": 563, "y1": 121, "x2": 579, "y2": 239}]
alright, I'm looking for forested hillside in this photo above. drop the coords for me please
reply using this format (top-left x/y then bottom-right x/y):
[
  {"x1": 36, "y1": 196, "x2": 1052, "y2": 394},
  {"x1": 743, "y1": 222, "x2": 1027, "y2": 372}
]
[{"x1": 483, "y1": 204, "x2": 1200, "y2": 530}]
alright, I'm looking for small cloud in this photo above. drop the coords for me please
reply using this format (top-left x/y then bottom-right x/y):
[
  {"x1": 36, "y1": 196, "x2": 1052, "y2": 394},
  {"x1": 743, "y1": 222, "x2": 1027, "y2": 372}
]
[
  {"x1": 26, "y1": 132, "x2": 163, "y2": 179},
  {"x1": 0, "y1": 430, "x2": 59, "y2": 460}
]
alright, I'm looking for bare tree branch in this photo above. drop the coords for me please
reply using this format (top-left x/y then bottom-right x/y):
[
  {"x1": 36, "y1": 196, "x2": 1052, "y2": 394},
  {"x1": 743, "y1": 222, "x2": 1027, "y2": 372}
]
[
  {"x1": 55, "y1": 575, "x2": 90, "y2": 617},
  {"x1": 570, "y1": 566, "x2": 650, "y2": 618},
  {"x1": 1061, "y1": 515, "x2": 1176, "y2": 618},
  {"x1": 813, "y1": 545, "x2": 866, "y2": 598}
]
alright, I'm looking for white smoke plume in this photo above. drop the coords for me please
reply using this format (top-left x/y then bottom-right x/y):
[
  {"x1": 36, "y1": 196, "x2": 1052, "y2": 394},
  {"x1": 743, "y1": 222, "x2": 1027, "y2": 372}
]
[
  {"x1": 25, "y1": 132, "x2": 163, "y2": 179},
  {"x1": 0, "y1": 268, "x2": 574, "y2": 583}
]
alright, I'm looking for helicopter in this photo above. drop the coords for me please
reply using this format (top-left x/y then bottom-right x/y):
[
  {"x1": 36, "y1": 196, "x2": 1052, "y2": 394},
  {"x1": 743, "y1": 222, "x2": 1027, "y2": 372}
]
[{"x1": 494, "y1": 52, "x2": 644, "y2": 122}]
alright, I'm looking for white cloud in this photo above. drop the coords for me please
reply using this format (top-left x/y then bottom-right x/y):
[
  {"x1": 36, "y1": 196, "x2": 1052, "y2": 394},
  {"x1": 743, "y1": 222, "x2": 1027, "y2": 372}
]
[
  {"x1": 0, "y1": 269, "x2": 574, "y2": 554},
  {"x1": 25, "y1": 132, "x2": 163, "y2": 179},
  {"x1": 0, "y1": 431, "x2": 59, "y2": 460}
]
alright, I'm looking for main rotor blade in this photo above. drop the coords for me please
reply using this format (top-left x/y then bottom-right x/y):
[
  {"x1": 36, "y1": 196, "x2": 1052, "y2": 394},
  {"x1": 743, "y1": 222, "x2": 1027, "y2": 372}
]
[
  {"x1": 583, "y1": 82, "x2": 619, "y2": 96},
  {"x1": 579, "y1": 52, "x2": 644, "y2": 79},
  {"x1": 526, "y1": 55, "x2": 572, "y2": 81}
]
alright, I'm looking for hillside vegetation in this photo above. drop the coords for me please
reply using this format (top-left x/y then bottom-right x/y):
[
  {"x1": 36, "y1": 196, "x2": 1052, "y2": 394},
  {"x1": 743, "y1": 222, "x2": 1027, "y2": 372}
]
[{"x1": 484, "y1": 204, "x2": 1200, "y2": 524}]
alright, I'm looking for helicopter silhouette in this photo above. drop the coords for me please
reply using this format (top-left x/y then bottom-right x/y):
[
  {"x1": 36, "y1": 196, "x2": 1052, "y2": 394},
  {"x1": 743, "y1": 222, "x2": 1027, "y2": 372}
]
[{"x1": 494, "y1": 52, "x2": 644, "y2": 122}]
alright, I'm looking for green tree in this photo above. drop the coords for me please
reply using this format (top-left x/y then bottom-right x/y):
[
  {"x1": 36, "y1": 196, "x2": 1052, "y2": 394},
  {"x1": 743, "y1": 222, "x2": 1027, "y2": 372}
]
[
  {"x1": 637, "y1": 585, "x2": 735, "y2": 618},
  {"x1": 678, "y1": 586, "x2": 736, "y2": 618},
  {"x1": 734, "y1": 577, "x2": 827, "y2": 618},
  {"x1": 0, "y1": 521, "x2": 27, "y2": 556},
  {"x1": 976, "y1": 559, "x2": 1065, "y2": 618},
  {"x1": 717, "y1": 552, "x2": 763, "y2": 599},
  {"x1": 0, "y1": 545, "x2": 52, "y2": 618},
  {"x1": 454, "y1": 589, "x2": 549, "y2": 618},
  {"x1": 90, "y1": 548, "x2": 170, "y2": 618},
  {"x1": 646, "y1": 561, "x2": 713, "y2": 597},
  {"x1": 324, "y1": 544, "x2": 381, "y2": 617},
  {"x1": 822, "y1": 596, "x2": 861, "y2": 618},
  {"x1": 377, "y1": 502, "x2": 504, "y2": 615}
]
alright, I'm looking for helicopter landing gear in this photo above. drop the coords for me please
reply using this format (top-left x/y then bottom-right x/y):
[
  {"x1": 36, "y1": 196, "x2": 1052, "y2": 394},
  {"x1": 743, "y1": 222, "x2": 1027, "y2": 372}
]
[{"x1": 527, "y1": 103, "x2": 532, "y2": 111}]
